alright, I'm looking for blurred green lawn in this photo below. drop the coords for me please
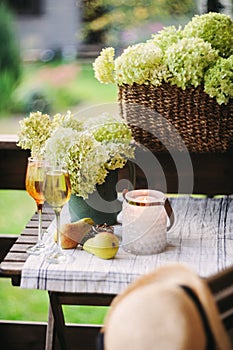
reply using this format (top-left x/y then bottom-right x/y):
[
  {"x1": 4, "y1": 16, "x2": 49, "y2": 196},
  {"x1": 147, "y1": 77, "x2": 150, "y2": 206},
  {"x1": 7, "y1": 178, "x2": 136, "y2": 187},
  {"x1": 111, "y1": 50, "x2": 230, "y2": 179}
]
[{"x1": 0, "y1": 190, "x2": 35, "y2": 234}]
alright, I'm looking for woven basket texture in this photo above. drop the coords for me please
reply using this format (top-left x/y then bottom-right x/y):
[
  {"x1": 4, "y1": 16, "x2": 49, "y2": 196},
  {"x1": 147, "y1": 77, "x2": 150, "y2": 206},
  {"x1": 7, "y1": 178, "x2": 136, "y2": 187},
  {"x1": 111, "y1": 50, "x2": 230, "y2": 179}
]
[{"x1": 118, "y1": 83, "x2": 233, "y2": 153}]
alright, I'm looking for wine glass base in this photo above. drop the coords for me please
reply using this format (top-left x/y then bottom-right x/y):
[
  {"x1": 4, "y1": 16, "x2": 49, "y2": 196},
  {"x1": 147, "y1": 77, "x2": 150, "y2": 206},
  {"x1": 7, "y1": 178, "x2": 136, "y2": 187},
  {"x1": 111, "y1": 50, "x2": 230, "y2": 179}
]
[
  {"x1": 45, "y1": 251, "x2": 69, "y2": 264},
  {"x1": 26, "y1": 243, "x2": 46, "y2": 255}
]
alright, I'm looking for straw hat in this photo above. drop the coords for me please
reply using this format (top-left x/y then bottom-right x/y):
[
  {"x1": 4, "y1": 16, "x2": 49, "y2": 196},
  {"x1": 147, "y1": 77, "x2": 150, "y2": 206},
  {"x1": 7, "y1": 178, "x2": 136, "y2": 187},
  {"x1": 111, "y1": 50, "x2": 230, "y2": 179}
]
[{"x1": 99, "y1": 264, "x2": 232, "y2": 350}]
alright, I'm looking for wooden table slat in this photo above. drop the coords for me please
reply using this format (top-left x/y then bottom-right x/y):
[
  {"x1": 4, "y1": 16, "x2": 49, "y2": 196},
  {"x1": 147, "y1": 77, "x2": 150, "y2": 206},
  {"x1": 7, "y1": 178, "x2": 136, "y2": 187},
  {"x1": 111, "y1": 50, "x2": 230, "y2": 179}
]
[
  {"x1": 0, "y1": 261, "x2": 24, "y2": 275},
  {"x1": 29, "y1": 215, "x2": 54, "y2": 222},
  {"x1": 25, "y1": 221, "x2": 52, "y2": 229},
  {"x1": 10, "y1": 243, "x2": 35, "y2": 252},
  {"x1": 3, "y1": 251, "x2": 28, "y2": 262},
  {"x1": 21, "y1": 231, "x2": 38, "y2": 237},
  {"x1": 21, "y1": 224, "x2": 51, "y2": 235},
  {"x1": 16, "y1": 235, "x2": 38, "y2": 244}
]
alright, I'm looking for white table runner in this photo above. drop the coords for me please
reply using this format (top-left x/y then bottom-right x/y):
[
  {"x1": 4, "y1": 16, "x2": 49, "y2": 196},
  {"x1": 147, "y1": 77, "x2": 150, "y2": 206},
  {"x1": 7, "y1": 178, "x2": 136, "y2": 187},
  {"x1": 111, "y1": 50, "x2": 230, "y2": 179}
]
[{"x1": 20, "y1": 196, "x2": 233, "y2": 294}]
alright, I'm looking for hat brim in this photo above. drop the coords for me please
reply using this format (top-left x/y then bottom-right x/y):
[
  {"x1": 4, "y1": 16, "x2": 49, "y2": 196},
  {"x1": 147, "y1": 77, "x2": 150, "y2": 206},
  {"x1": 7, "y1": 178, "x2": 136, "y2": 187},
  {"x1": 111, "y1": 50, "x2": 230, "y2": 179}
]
[{"x1": 103, "y1": 264, "x2": 231, "y2": 350}]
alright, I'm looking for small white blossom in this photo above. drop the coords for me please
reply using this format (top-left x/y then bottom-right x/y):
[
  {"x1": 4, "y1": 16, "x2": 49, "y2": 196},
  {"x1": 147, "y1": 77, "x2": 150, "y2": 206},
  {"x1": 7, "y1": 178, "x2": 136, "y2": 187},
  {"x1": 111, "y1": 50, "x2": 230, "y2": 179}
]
[{"x1": 44, "y1": 127, "x2": 78, "y2": 167}]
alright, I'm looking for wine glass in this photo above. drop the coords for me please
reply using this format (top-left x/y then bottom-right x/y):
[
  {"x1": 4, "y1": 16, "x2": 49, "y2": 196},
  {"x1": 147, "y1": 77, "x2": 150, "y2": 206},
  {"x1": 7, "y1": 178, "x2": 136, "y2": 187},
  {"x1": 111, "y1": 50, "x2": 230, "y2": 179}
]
[
  {"x1": 25, "y1": 157, "x2": 47, "y2": 255},
  {"x1": 43, "y1": 166, "x2": 71, "y2": 263}
]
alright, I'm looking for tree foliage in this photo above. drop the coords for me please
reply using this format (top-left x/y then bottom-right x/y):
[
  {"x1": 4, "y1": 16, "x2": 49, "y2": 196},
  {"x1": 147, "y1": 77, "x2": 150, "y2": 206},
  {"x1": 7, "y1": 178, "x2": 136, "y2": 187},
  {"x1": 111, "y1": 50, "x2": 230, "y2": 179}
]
[
  {"x1": 81, "y1": 0, "x2": 197, "y2": 45},
  {"x1": 0, "y1": 3, "x2": 22, "y2": 112}
]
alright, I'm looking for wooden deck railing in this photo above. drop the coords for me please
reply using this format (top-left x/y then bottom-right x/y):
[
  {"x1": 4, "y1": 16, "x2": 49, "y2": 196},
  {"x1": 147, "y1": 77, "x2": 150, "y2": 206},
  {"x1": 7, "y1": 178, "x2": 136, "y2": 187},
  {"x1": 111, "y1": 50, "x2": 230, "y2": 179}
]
[
  {"x1": 1, "y1": 134, "x2": 233, "y2": 194},
  {"x1": 0, "y1": 134, "x2": 29, "y2": 190}
]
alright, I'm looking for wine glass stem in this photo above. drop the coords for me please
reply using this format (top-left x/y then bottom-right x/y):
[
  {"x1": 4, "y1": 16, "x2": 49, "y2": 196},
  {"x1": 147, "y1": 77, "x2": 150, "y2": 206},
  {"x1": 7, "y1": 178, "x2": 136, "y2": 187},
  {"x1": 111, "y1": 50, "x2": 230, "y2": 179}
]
[
  {"x1": 37, "y1": 203, "x2": 43, "y2": 243},
  {"x1": 54, "y1": 208, "x2": 62, "y2": 253}
]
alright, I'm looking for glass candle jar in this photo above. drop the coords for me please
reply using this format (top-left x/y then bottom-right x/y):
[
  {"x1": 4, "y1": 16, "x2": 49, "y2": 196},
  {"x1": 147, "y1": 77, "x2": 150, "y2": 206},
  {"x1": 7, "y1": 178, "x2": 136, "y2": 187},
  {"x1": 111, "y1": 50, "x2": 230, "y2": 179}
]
[{"x1": 121, "y1": 189, "x2": 171, "y2": 255}]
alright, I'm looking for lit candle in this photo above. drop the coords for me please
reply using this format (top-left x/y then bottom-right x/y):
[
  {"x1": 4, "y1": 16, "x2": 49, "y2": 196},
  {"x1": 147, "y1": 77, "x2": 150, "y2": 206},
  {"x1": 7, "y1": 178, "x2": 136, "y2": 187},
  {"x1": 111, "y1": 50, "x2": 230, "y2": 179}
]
[
  {"x1": 136, "y1": 196, "x2": 155, "y2": 203},
  {"x1": 121, "y1": 189, "x2": 168, "y2": 255}
]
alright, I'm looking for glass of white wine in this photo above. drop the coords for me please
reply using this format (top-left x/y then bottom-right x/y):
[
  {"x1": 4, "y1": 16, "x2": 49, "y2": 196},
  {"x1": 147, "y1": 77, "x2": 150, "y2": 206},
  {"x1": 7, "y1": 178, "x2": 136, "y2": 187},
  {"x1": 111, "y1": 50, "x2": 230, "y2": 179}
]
[
  {"x1": 25, "y1": 157, "x2": 47, "y2": 255},
  {"x1": 43, "y1": 166, "x2": 71, "y2": 263}
]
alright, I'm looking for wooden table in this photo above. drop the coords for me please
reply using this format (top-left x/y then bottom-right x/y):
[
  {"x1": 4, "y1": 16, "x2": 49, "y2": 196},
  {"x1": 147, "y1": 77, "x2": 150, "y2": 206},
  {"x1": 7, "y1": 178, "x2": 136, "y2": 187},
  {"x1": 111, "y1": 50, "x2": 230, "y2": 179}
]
[{"x1": 1, "y1": 196, "x2": 233, "y2": 350}]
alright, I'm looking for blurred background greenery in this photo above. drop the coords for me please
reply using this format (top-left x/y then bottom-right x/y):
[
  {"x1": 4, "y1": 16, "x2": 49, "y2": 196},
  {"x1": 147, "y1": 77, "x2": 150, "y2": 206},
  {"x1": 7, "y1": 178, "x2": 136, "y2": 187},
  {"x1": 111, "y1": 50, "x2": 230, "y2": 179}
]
[
  {"x1": 0, "y1": 0, "x2": 227, "y2": 119},
  {"x1": 0, "y1": 0, "x2": 200, "y2": 118},
  {"x1": 0, "y1": 61, "x2": 117, "y2": 133}
]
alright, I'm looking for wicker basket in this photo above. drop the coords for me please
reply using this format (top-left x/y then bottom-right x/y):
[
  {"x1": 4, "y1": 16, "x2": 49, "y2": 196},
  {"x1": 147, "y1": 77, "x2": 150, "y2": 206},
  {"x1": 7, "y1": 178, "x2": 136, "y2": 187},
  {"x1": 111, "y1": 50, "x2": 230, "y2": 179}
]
[{"x1": 118, "y1": 83, "x2": 233, "y2": 153}]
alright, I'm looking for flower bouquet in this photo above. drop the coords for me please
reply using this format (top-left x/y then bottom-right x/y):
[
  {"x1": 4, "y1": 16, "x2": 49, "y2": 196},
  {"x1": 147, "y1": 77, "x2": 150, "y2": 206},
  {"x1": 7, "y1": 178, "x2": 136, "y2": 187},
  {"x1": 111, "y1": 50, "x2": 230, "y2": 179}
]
[
  {"x1": 93, "y1": 12, "x2": 233, "y2": 153},
  {"x1": 17, "y1": 111, "x2": 135, "y2": 224}
]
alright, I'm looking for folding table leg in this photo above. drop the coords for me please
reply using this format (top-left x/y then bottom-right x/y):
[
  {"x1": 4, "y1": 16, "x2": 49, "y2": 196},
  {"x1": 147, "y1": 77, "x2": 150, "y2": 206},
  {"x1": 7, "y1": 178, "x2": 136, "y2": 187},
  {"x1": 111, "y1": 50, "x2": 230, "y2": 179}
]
[
  {"x1": 48, "y1": 291, "x2": 68, "y2": 350},
  {"x1": 45, "y1": 302, "x2": 55, "y2": 350}
]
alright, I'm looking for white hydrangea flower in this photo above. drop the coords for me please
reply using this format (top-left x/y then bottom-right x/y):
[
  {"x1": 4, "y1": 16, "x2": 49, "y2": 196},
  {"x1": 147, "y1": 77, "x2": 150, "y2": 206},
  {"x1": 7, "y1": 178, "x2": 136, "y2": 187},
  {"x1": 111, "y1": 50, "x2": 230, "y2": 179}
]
[{"x1": 44, "y1": 127, "x2": 78, "y2": 167}]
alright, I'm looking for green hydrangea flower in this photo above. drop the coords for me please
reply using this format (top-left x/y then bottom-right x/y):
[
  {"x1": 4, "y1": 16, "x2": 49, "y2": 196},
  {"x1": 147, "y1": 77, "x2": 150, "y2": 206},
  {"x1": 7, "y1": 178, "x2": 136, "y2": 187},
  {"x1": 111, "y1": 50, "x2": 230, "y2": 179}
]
[
  {"x1": 53, "y1": 110, "x2": 83, "y2": 131},
  {"x1": 115, "y1": 42, "x2": 167, "y2": 86},
  {"x1": 92, "y1": 119, "x2": 132, "y2": 143},
  {"x1": 148, "y1": 25, "x2": 183, "y2": 52},
  {"x1": 18, "y1": 110, "x2": 135, "y2": 199},
  {"x1": 66, "y1": 132, "x2": 109, "y2": 198},
  {"x1": 204, "y1": 55, "x2": 233, "y2": 105},
  {"x1": 183, "y1": 12, "x2": 233, "y2": 58},
  {"x1": 93, "y1": 47, "x2": 115, "y2": 84},
  {"x1": 17, "y1": 111, "x2": 53, "y2": 159},
  {"x1": 92, "y1": 12, "x2": 233, "y2": 104},
  {"x1": 165, "y1": 37, "x2": 218, "y2": 89}
]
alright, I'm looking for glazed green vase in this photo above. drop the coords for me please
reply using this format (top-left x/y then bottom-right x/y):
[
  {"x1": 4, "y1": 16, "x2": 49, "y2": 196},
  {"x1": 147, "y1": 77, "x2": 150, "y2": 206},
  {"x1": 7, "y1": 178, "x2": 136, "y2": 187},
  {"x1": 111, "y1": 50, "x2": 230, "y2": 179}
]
[{"x1": 68, "y1": 170, "x2": 122, "y2": 225}]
